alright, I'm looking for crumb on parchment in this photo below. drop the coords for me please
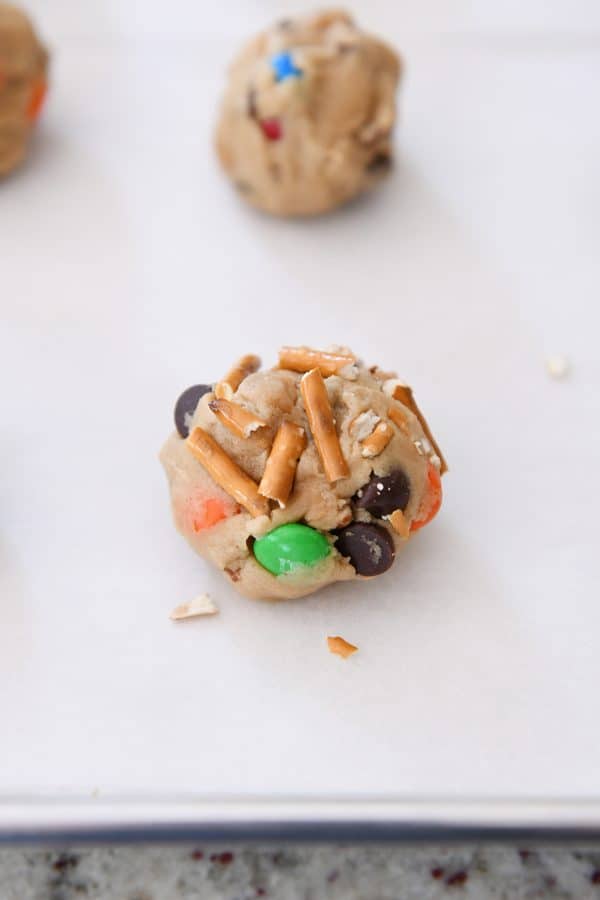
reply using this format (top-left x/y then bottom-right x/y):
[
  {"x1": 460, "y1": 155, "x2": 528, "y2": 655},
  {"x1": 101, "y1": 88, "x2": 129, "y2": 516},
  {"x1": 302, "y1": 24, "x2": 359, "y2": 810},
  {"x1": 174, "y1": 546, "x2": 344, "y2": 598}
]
[
  {"x1": 170, "y1": 594, "x2": 218, "y2": 621},
  {"x1": 546, "y1": 355, "x2": 571, "y2": 379}
]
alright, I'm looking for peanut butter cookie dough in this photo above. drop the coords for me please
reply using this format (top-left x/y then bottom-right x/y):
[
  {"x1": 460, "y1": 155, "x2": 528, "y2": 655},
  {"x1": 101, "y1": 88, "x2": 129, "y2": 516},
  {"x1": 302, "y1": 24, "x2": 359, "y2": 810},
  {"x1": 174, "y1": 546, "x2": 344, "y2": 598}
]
[
  {"x1": 161, "y1": 346, "x2": 446, "y2": 602},
  {"x1": 216, "y1": 10, "x2": 401, "y2": 217},
  {"x1": 0, "y1": 3, "x2": 48, "y2": 176}
]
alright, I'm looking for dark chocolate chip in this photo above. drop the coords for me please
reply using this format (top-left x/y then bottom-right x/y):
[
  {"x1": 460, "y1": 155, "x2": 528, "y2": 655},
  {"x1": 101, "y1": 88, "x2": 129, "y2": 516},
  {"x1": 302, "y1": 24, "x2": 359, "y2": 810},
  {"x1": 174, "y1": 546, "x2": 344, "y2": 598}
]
[
  {"x1": 354, "y1": 470, "x2": 410, "y2": 517},
  {"x1": 334, "y1": 523, "x2": 395, "y2": 576},
  {"x1": 174, "y1": 384, "x2": 212, "y2": 438},
  {"x1": 366, "y1": 152, "x2": 392, "y2": 173},
  {"x1": 277, "y1": 18, "x2": 293, "y2": 30},
  {"x1": 235, "y1": 180, "x2": 253, "y2": 194}
]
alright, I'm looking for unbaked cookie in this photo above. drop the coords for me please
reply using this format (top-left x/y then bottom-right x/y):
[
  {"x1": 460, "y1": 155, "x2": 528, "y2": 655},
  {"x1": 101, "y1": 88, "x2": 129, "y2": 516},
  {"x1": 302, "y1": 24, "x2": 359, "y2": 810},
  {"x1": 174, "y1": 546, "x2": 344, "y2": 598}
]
[
  {"x1": 0, "y1": 3, "x2": 48, "y2": 176},
  {"x1": 161, "y1": 347, "x2": 446, "y2": 602},
  {"x1": 216, "y1": 10, "x2": 401, "y2": 216}
]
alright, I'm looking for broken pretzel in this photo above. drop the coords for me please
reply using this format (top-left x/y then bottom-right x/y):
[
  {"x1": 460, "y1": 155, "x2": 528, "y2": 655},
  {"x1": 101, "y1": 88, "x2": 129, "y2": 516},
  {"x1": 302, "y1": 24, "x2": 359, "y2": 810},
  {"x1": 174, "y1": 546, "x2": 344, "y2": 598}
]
[
  {"x1": 279, "y1": 346, "x2": 356, "y2": 378},
  {"x1": 327, "y1": 635, "x2": 358, "y2": 659},
  {"x1": 387, "y1": 404, "x2": 409, "y2": 436},
  {"x1": 214, "y1": 354, "x2": 261, "y2": 400},
  {"x1": 300, "y1": 368, "x2": 349, "y2": 482},
  {"x1": 384, "y1": 380, "x2": 447, "y2": 474},
  {"x1": 258, "y1": 421, "x2": 307, "y2": 507},
  {"x1": 186, "y1": 427, "x2": 270, "y2": 517},
  {"x1": 209, "y1": 398, "x2": 267, "y2": 439},
  {"x1": 361, "y1": 420, "x2": 393, "y2": 459}
]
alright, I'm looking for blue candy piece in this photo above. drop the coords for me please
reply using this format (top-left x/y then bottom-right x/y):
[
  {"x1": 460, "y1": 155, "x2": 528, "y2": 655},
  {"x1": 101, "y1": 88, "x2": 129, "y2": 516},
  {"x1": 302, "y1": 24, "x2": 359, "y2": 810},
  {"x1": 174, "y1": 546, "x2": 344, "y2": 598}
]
[{"x1": 271, "y1": 50, "x2": 302, "y2": 83}]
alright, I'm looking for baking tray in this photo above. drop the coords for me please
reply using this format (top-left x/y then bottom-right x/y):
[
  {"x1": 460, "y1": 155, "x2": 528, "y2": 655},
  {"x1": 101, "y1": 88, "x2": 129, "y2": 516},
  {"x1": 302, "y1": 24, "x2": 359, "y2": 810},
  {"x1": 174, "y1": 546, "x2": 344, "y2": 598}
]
[{"x1": 2, "y1": 0, "x2": 599, "y2": 842}]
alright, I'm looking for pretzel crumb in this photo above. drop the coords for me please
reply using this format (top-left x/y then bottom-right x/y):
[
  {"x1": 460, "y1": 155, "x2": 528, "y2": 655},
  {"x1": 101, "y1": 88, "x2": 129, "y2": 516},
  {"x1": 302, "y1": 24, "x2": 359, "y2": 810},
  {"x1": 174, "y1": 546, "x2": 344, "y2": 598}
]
[
  {"x1": 279, "y1": 345, "x2": 356, "y2": 378},
  {"x1": 186, "y1": 427, "x2": 270, "y2": 517},
  {"x1": 170, "y1": 593, "x2": 218, "y2": 621},
  {"x1": 258, "y1": 421, "x2": 307, "y2": 507},
  {"x1": 209, "y1": 398, "x2": 267, "y2": 439},
  {"x1": 327, "y1": 635, "x2": 358, "y2": 658},
  {"x1": 361, "y1": 421, "x2": 393, "y2": 458},
  {"x1": 383, "y1": 379, "x2": 447, "y2": 474},
  {"x1": 387, "y1": 509, "x2": 410, "y2": 539},
  {"x1": 214, "y1": 354, "x2": 261, "y2": 400},
  {"x1": 300, "y1": 368, "x2": 349, "y2": 482}
]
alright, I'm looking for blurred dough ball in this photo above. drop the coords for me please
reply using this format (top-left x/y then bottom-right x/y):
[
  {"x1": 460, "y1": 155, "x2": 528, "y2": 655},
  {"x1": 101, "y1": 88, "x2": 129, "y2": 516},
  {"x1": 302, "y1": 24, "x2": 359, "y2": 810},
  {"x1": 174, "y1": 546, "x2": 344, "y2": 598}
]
[
  {"x1": 0, "y1": 2, "x2": 48, "y2": 176},
  {"x1": 216, "y1": 9, "x2": 401, "y2": 217}
]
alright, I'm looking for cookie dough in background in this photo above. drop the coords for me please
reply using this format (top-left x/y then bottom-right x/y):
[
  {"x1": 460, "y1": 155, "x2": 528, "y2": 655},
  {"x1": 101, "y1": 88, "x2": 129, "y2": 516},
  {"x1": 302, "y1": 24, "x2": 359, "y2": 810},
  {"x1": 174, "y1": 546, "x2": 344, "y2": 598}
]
[
  {"x1": 161, "y1": 346, "x2": 446, "y2": 602},
  {"x1": 216, "y1": 10, "x2": 401, "y2": 217},
  {"x1": 0, "y1": 2, "x2": 48, "y2": 176}
]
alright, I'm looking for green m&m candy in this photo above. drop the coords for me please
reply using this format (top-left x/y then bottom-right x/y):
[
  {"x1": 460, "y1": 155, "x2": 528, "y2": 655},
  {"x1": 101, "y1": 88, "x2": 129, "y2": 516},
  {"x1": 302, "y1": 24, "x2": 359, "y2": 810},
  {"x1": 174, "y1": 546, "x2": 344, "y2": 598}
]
[{"x1": 253, "y1": 523, "x2": 330, "y2": 576}]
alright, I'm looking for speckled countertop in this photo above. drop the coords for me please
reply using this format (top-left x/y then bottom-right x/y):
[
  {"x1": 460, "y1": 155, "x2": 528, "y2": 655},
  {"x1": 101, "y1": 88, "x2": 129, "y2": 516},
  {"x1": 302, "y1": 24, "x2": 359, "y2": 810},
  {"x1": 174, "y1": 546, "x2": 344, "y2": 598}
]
[{"x1": 1, "y1": 845, "x2": 600, "y2": 899}]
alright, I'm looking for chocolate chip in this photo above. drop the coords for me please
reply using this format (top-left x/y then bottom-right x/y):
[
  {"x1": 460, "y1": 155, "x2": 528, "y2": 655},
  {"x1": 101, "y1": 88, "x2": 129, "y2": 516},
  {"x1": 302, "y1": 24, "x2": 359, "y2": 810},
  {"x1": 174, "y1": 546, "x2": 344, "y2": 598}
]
[
  {"x1": 354, "y1": 470, "x2": 410, "y2": 517},
  {"x1": 174, "y1": 384, "x2": 212, "y2": 438},
  {"x1": 277, "y1": 18, "x2": 293, "y2": 30},
  {"x1": 334, "y1": 523, "x2": 395, "y2": 576},
  {"x1": 366, "y1": 152, "x2": 392, "y2": 173}
]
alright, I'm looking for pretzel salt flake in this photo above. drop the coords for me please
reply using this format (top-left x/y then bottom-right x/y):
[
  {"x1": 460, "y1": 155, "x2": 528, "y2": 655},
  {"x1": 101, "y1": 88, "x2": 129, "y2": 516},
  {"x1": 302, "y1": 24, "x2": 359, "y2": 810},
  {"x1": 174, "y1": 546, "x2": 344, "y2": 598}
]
[
  {"x1": 300, "y1": 369, "x2": 349, "y2": 482},
  {"x1": 387, "y1": 509, "x2": 410, "y2": 539},
  {"x1": 279, "y1": 346, "x2": 356, "y2": 378},
  {"x1": 258, "y1": 421, "x2": 307, "y2": 507},
  {"x1": 360, "y1": 421, "x2": 393, "y2": 458},
  {"x1": 387, "y1": 404, "x2": 409, "y2": 435},
  {"x1": 214, "y1": 354, "x2": 261, "y2": 400},
  {"x1": 209, "y1": 399, "x2": 267, "y2": 439},
  {"x1": 327, "y1": 635, "x2": 358, "y2": 659},
  {"x1": 384, "y1": 380, "x2": 447, "y2": 474},
  {"x1": 186, "y1": 427, "x2": 269, "y2": 517}
]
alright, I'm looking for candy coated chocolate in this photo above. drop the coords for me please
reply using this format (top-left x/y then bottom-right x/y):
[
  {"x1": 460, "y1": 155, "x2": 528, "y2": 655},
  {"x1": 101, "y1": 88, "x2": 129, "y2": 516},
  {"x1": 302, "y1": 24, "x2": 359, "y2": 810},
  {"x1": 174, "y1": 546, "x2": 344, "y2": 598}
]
[
  {"x1": 254, "y1": 523, "x2": 330, "y2": 575},
  {"x1": 271, "y1": 50, "x2": 302, "y2": 83}
]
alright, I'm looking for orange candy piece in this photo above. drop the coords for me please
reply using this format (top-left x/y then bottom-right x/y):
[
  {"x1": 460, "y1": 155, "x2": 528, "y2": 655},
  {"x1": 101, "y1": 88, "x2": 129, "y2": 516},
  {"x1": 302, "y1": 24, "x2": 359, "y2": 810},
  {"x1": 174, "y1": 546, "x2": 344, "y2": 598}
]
[
  {"x1": 179, "y1": 491, "x2": 238, "y2": 535},
  {"x1": 192, "y1": 497, "x2": 231, "y2": 533},
  {"x1": 194, "y1": 497, "x2": 229, "y2": 531},
  {"x1": 26, "y1": 79, "x2": 47, "y2": 122},
  {"x1": 410, "y1": 463, "x2": 442, "y2": 533}
]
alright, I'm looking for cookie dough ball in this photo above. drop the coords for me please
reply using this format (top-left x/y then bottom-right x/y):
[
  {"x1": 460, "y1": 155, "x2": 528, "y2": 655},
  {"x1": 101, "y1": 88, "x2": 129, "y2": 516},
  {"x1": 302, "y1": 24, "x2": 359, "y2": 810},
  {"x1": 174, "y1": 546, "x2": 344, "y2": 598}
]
[
  {"x1": 216, "y1": 10, "x2": 401, "y2": 217},
  {"x1": 161, "y1": 346, "x2": 446, "y2": 602},
  {"x1": 0, "y1": 3, "x2": 48, "y2": 176}
]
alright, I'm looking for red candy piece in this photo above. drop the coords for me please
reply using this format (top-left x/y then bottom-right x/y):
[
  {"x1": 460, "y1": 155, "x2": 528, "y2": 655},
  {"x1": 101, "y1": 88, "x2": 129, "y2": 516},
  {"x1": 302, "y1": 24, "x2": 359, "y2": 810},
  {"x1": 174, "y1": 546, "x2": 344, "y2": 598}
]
[
  {"x1": 26, "y1": 79, "x2": 47, "y2": 122},
  {"x1": 410, "y1": 463, "x2": 442, "y2": 532},
  {"x1": 260, "y1": 118, "x2": 282, "y2": 141}
]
